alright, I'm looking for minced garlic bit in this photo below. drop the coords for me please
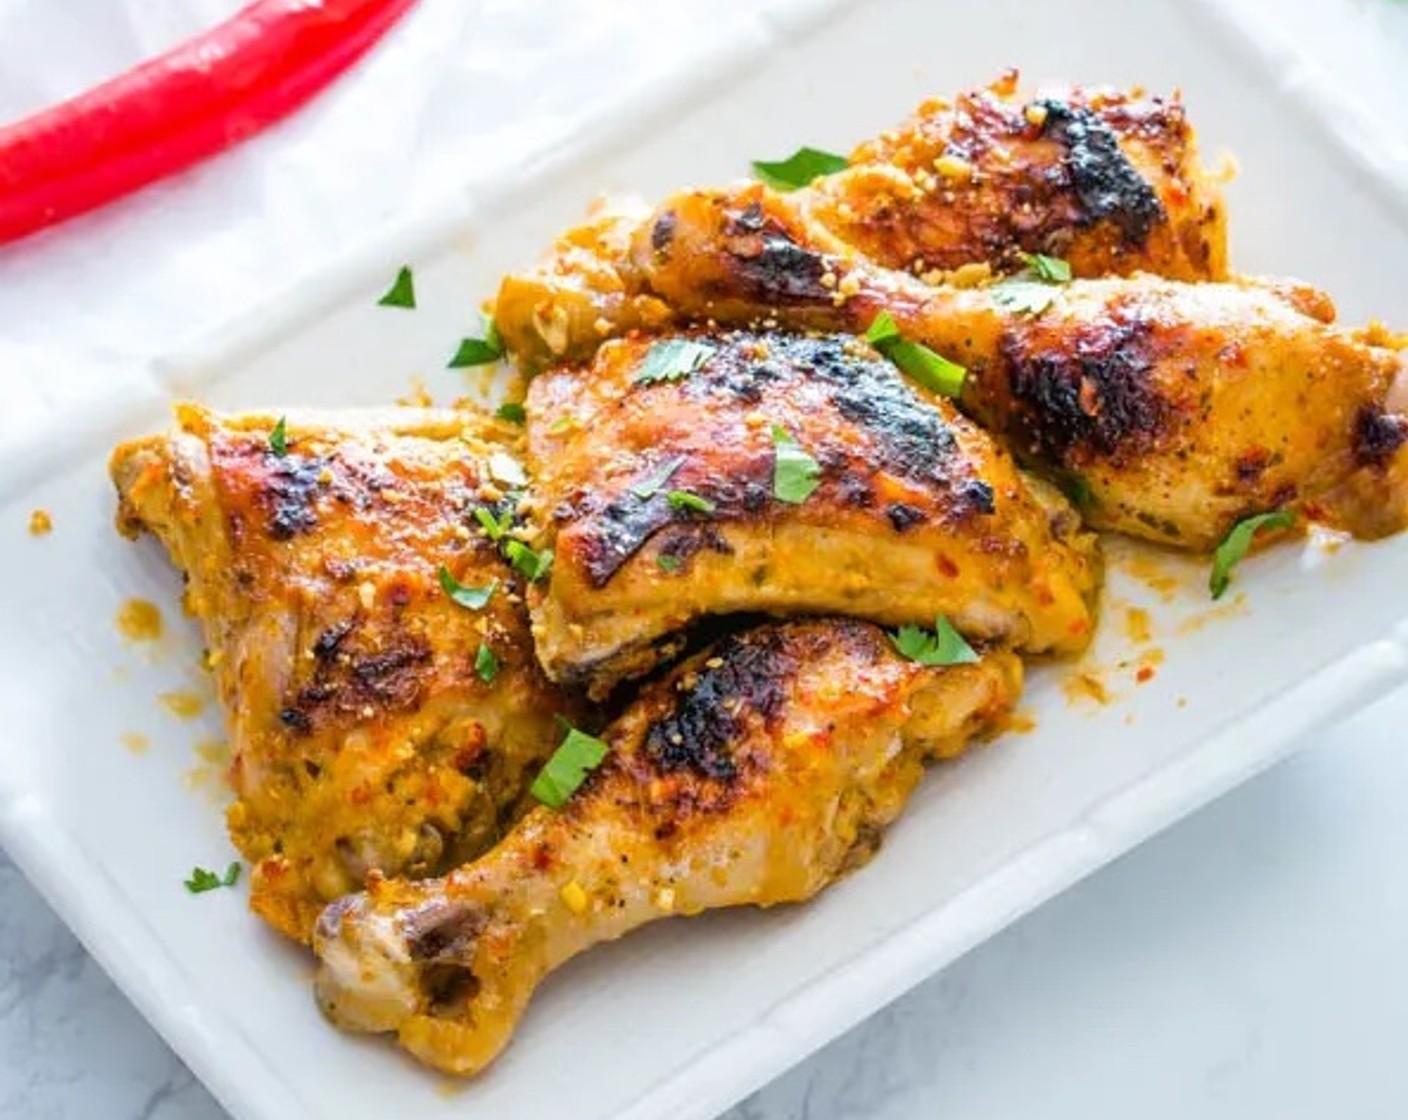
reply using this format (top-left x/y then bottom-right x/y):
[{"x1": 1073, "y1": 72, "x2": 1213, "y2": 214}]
[
  {"x1": 560, "y1": 879, "x2": 589, "y2": 914},
  {"x1": 358, "y1": 581, "x2": 376, "y2": 611},
  {"x1": 837, "y1": 273, "x2": 861, "y2": 298},
  {"x1": 1024, "y1": 102, "x2": 1049, "y2": 128},
  {"x1": 933, "y1": 153, "x2": 973, "y2": 181},
  {"x1": 654, "y1": 887, "x2": 676, "y2": 913},
  {"x1": 27, "y1": 509, "x2": 52, "y2": 536},
  {"x1": 533, "y1": 302, "x2": 571, "y2": 356}
]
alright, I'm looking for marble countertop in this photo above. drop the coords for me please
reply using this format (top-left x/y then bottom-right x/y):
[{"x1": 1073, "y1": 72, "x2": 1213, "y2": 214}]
[{"x1": 2, "y1": 1, "x2": 1406, "y2": 1117}]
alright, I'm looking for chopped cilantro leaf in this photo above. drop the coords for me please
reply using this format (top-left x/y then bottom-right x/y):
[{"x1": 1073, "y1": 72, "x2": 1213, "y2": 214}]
[
  {"x1": 992, "y1": 281, "x2": 1056, "y2": 317},
  {"x1": 495, "y1": 402, "x2": 526, "y2": 424},
  {"x1": 474, "y1": 506, "x2": 513, "y2": 541},
  {"x1": 752, "y1": 147, "x2": 848, "y2": 191},
  {"x1": 449, "y1": 320, "x2": 505, "y2": 367},
  {"x1": 771, "y1": 424, "x2": 822, "y2": 504},
  {"x1": 185, "y1": 861, "x2": 241, "y2": 894},
  {"x1": 269, "y1": 416, "x2": 288, "y2": 458},
  {"x1": 1018, "y1": 251, "x2": 1073, "y2": 284},
  {"x1": 531, "y1": 726, "x2": 610, "y2": 808},
  {"x1": 630, "y1": 456, "x2": 686, "y2": 500},
  {"x1": 666, "y1": 489, "x2": 715, "y2": 514},
  {"x1": 1209, "y1": 510, "x2": 1295, "y2": 599},
  {"x1": 504, "y1": 540, "x2": 553, "y2": 581},
  {"x1": 634, "y1": 339, "x2": 714, "y2": 384},
  {"x1": 438, "y1": 566, "x2": 496, "y2": 609},
  {"x1": 864, "y1": 310, "x2": 966, "y2": 397},
  {"x1": 1058, "y1": 473, "x2": 1096, "y2": 510},
  {"x1": 475, "y1": 643, "x2": 499, "y2": 683},
  {"x1": 377, "y1": 266, "x2": 416, "y2": 309},
  {"x1": 890, "y1": 616, "x2": 980, "y2": 666}
]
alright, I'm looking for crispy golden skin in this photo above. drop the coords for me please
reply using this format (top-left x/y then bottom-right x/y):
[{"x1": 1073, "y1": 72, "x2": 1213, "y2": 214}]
[
  {"x1": 805, "y1": 71, "x2": 1226, "y2": 282},
  {"x1": 111, "y1": 406, "x2": 588, "y2": 943},
  {"x1": 522, "y1": 329, "x2": 1099, "y2": 695},
  {"x1": 507, "y1": 183, "x2": 1407, "y2": 551},
  {"x1": 495, "y1": 76, "x2": 1226, "y2": 372},
  {"x1": 313, "y1": 618, "x2": 1022, "y2": 1076}
]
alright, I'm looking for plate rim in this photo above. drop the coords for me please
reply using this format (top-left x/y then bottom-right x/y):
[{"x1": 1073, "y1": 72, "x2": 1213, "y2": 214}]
[{"x1": 4, "y1": 1, "x2": 1407, "y2": 1117}]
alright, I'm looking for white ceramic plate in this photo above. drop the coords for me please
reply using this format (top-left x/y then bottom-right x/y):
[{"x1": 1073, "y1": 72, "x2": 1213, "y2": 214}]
[{"x1": 2, "y1": 2, "x2": 1406, "y2": 1118}]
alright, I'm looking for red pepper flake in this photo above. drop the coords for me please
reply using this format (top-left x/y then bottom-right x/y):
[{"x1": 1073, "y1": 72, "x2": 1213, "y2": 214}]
[{"x1": 1135, "y1": 665, "x2": 1155, "y2": 684}]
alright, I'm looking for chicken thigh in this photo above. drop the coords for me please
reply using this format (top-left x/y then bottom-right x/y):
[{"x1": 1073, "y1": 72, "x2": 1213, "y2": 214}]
[
  {"x1": 112, "y1": 405, "x2": 588, "y2": 942},
  {"x1": 804, "y1": 70, "x2": 1226, "y2": 282},
  {"x1": 522, "y1": 328, "x2": 1099, "y2": 695},
  {"x1": 495, "y1": 74, "x2": 1226, "y2": 373},
  {"x1": 502, "y1": 182, "x2": 1407, "y2": 550},
  {"x1": 313, "y1": 618, "x2": 1022, "y2": 1075}
]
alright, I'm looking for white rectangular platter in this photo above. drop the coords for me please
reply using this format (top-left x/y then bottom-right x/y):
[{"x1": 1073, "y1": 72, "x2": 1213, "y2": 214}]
[{"x1": 1, "y1": 1, "x2": 1406, "y2": 1119}]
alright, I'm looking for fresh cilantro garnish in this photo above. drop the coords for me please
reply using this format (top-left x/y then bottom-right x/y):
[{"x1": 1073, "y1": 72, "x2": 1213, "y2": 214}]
[
  {"x1": 1018, "y1": 251, "x2": 1073, "y2": 284},
  {"x1": 269, "y1": 416, "x2": 288, "y2": 458},
  {"x1": 1059, "y1": 473, "x2": 1096, "y2": 510},
  {"x1": 438, "y1": 566, "x2": 497, "y2": 609},
  {"x1": 185, "y1": 862, "x2": 240, "y2": 894},
  {"x1": 864, "y1": 310, "x2": 967, "y2": 397},
  {"x1": 657, "y1": 555, "x2": 682, "y2": 573},
  {"x1": 771, "y1": 425, "x2": 821, "y2": 504},
  {"x1": 475, "y1": 643, "x2": 499, "y2": 683},
  {"x1": 666, "y1": 489, "x2": 715, "y2": 514},
  {"x1": 752, "y1": 147, "x2": 849, "y2": 191},
  {"x1": 630, "y1": 456, "x2": 686, "y2": 500},
  {"x1": 992, "y1": 282, "x2": 1056, "y2": 316},
  {"x1": 1209, "y1": 511, "x2": 1295, "y2": 600},
  {"x1": 992, "y1": 252, "x2": 1072, "y2": 317},
  {"x1": 634, "y1": 339, "x2": 714, "y2": 384},
  {"x1": 531, "y1": 726, "x2": 610, "y2": 808},
  {"x1": 495, "y1": 402, "x2": 526, "y2": 425},
  {"x1": 449, "y1": 320, "x2": 504, "y2": 367},
  {"x1": 504, "y1": 540, "x2": 554, "y2": 581},
  {"x1": 377, "y1": 266, "x2": 416, "y2": 309},
  {"x1": 890, "y1": 616, "x2": 979, "y2": 666},
  {"x1": 474, "y1": 507, "x2": 513, "y2": 541}
]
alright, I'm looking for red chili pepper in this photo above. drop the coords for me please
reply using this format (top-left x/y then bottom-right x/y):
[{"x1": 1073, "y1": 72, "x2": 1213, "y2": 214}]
[{"x1": 0, "y1": 0, "x2": 418, "y2": 246}]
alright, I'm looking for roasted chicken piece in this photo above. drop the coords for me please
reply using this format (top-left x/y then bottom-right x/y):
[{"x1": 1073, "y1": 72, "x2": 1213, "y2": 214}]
[
  {"x1": 507, "y1": 182, "x2": 1408, "y2": 551},
  {"x1": 112, "y1": 405, "x2": 587, "y2": 942},
  {"x1": 313, "y1": 618, "x2": 1022, "y2": 1075},
  {"x1": 522, "y1": 328, "x2": 1099, "y2": 695},
  {"x1": 804, "y1": 70, "x2": 1226, "y2": 283},
  {"x1": 496, "y1": 74, "x2": 1227, "y2": 372}
]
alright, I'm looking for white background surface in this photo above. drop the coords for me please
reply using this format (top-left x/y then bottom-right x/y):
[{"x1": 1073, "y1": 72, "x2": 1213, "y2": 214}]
[{"x1": 1, "y1": 1, "x2": 1406, "y2": 1117}]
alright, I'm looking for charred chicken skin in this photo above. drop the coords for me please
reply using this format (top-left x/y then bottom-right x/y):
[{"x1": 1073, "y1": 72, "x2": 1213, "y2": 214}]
[
  {"x1": 496, "y1": 74, "x2": 1227, "y2": 373},
  {"x1": 111, "y1": 406, "x2": 587, "y2": 942},
  {"x1": 804, "y1": 71, "x2": 1226, "y2": 283},
  {"x1": 501, "y1": 182, "x2": 1407, "y2": 550},
  {"x1": 523, "y1": 328, "x2": 1099, "y2": 695},
  {"x1": 313, "y1": 618, "x2": 1022, "y2": 1075}
]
